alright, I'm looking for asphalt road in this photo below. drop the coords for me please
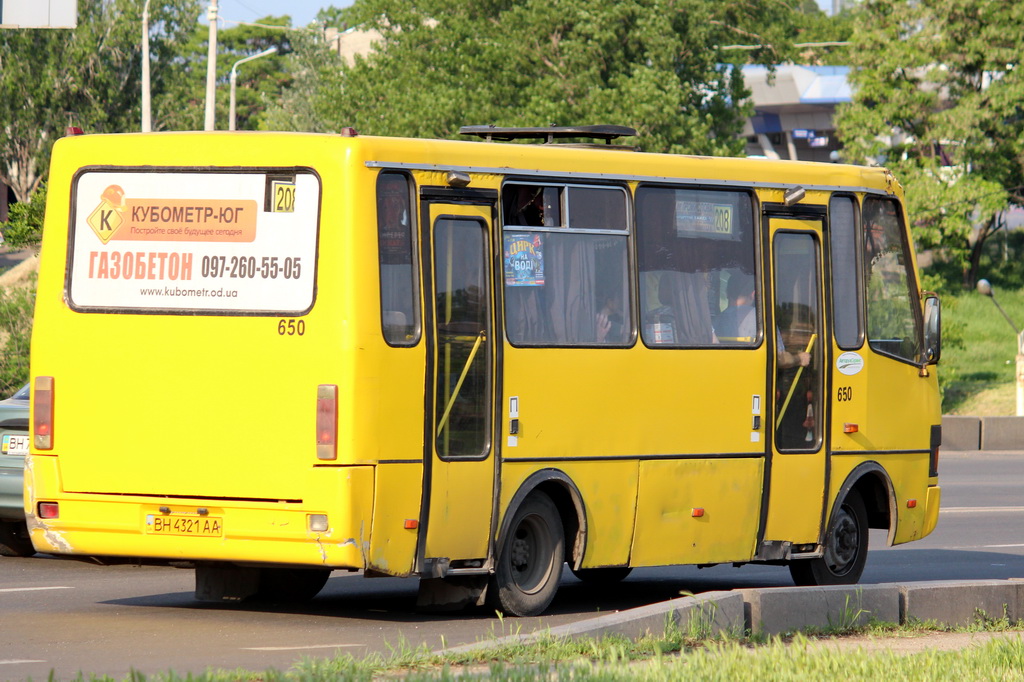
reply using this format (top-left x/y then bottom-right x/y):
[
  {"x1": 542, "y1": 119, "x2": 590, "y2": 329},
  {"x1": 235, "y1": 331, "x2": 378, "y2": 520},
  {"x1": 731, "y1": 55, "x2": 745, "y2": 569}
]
[{"x1": 2, "y1": 450, "x2": 1022, "y2": 680}]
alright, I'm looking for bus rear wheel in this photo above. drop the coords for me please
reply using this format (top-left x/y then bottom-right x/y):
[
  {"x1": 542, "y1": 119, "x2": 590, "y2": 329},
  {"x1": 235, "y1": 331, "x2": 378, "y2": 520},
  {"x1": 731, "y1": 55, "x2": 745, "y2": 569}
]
[
  {"x1": 489, "y1": 492, "x2": 564, "y2": 616},
  {"x1": 789, "y1": 489, "x2": 868, "y2": 586}
]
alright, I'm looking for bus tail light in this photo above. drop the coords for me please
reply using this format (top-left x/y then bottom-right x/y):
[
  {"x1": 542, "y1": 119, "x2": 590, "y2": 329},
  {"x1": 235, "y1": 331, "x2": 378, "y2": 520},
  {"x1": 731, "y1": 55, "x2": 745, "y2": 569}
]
[
  {"x1": 316, "y1": 384, "x2": 338, "y2": 460},
  {"x1": 34, "y1": 376, "x2": 54, "y2": 450},
  {"x1": 38, "y1": 502, "x2": 59, "y2": 519}
]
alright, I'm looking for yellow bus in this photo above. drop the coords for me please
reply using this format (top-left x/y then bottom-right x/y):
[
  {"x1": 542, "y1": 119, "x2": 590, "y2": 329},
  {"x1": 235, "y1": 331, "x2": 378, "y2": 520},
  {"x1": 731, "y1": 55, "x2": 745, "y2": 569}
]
[{"x1": 26, "y1": 126, "x2": 942, "y2": 616}]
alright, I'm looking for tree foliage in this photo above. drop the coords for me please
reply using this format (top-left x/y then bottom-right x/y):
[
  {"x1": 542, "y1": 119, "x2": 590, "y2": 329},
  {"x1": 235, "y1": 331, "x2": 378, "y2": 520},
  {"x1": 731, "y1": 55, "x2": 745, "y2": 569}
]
[
  {"x1": 836, "y1": 0, "x2": 1024, "y2": 287},
  {"x1": 1, "y1": 183, "x2": 45, "y2": 250},
  {"x1": 268, "y1": 0, "x2": 802, "y2": 155},
  {"x1": 0, "y1": 0, "x2": 201, "y2": 201},
  {"x1": 163, "y1": 15, "x2": 297, "y2": 131}
]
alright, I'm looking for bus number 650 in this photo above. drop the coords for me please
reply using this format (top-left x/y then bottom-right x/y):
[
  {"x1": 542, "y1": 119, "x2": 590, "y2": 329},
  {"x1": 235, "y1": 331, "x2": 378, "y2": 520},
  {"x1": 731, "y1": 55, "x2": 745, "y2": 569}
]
[{"x1": 278, "y1": 319, "x2": 306, "y2": 336}]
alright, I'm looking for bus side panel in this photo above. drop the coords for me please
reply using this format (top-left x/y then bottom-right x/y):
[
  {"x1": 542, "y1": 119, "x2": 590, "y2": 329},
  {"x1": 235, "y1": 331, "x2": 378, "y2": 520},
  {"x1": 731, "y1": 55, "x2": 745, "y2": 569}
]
[
  {"x1": 630, "y1": 458, "x2": 763, "y2": 566},
  {"x1": 367, "y1": 463, "x2": 422, "y2": 576},
  {"x1": 499, "y1": 461, "x2": 639, "y2": 569}
]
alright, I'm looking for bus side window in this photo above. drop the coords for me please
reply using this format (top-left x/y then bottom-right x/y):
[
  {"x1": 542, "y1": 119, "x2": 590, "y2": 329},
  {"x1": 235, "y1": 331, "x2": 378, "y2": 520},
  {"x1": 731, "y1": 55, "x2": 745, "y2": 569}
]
[
  {"x1": 863, "y1": 196, "x2": 920, "y2": 361},
  {"x1": 636, "y1": 185, "x2": 758, "y2": 347},
  {"x1": 377, "y1": 172, "x2": 420, "y2": 346},
  {"x1": 502, "y1": 183, "x2": 631, "y2": 347},
  {"x1": 829, "y1": 195, "x2": 863, "y2": 349}
]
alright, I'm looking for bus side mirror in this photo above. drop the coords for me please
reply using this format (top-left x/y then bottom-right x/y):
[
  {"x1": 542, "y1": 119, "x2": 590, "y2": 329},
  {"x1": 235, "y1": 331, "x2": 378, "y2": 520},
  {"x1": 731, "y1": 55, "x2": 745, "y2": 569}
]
[{"x1": 922, "y1": 294, "x2": 941, "y2": 365}]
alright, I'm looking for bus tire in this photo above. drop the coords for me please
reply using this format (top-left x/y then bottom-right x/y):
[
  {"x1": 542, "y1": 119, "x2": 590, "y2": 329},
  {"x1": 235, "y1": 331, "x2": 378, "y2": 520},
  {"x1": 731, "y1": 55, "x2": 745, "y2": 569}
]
[
  {"x1": 254, "y1": 567, "x2": 331, "y2": 602},
  {"x1": 0, "y1": 520, "x2": 35, "y2": 557},
  {"x1": 789, "y1": 489, "x2": 868, "y2": 586},
  {"x1": 489, "y1": 492, "x2": 564, "y2": 616},
  {"x1": 570, "y1": 566, "x2": 632, "y2": 584}
]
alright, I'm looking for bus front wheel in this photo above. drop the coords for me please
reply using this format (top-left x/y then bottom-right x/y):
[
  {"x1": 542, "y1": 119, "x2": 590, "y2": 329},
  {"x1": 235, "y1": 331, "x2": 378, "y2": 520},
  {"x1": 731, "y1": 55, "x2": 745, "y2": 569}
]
[
  {"x1": 489, "y1": 492, "x2": 564, "y2": 616},
  {"x1": 789, "y1": 489, "x2": 868, "y2": 586}
]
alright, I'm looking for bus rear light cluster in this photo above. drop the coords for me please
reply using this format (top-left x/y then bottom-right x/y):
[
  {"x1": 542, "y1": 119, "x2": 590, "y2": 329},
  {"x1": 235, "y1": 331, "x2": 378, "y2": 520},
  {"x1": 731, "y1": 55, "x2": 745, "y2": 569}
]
[
  {"x1": 38, "y1": 502, "x2": 59, "y2": 519},
  {"x1": 316, "y1": 384, "x2": 338, "y2": 460},
  {"x1": 34, "y1": 376, "x2": 55, "y2": 450}
]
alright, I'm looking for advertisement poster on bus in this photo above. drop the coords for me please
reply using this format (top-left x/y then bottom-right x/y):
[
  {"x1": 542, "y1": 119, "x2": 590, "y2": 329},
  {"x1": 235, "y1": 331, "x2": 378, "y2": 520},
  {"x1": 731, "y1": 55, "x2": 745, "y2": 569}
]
[
  {"x1": 504, "y1": 233, "x2": 544, "y2": 286},
  {"x1": 68, "y1": 170, "x2": 320, "y2": 314}
]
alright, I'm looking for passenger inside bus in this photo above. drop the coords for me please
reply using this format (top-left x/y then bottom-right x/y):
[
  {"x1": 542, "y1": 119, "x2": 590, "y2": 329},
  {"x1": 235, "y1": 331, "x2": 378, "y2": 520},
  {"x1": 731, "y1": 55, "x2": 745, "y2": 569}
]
[{"x1": 715, "y1": 271, "x2": 756, "y2": 343}]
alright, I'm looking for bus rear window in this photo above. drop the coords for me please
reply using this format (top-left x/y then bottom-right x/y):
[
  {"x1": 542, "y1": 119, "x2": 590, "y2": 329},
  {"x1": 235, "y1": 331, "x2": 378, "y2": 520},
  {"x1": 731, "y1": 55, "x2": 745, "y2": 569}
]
[{"x1": 67, "y1": 169, "x2": 320, "y2": 315}]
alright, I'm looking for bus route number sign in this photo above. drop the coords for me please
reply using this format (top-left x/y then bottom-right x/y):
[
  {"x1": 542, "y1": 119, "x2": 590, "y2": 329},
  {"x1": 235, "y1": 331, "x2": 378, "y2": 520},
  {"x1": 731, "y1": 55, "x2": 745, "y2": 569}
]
[{"x1": 271, "y1": 180, "x2": 296, "y2": 213}]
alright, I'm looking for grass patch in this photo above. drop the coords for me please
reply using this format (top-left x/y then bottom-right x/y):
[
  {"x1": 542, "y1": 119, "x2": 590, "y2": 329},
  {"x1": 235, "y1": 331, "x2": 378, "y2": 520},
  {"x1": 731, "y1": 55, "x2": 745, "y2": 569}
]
[
  {"x1": 937, "y1": 285, "x2": 1024, "y2": 415},
  {"x1": 46, "y1": 617, "x2": 1024, "y2": 682}
]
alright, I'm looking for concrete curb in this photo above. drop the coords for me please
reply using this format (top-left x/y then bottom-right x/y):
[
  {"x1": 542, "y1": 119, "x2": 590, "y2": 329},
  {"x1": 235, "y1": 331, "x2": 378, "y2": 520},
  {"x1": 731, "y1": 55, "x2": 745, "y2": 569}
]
[
  {"x1": 438, "y1": 579, "x2": 1024, "y2": 654},
  {"x1": 942, "y1": 415, "x2": 1024, "y2": 451}
]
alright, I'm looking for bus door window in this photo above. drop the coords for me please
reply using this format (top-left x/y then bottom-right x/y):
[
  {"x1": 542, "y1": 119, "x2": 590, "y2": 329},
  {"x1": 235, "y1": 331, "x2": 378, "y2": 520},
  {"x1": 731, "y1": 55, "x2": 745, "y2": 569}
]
[
  {"x1": 863, "y1": 197, "x2": 921, "y2": 362},
  {"x1": 635, "y1": 186, "x2": 758, "y2": 347},
  {"x1": 772, "y1": 232, "x2": 823, "y2": 451},
  {"x1": 501, "y1": 183, "x2": 630, "y2": 346},
  {"x1": 433, "y1": 218, "x2": 491, "y2": 458}
]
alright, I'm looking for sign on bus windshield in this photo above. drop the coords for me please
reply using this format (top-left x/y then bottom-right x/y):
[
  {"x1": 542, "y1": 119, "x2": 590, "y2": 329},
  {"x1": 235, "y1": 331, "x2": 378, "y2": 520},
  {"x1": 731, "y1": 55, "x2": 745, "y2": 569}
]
[{"x1": 67, "y1": 169, "x2": 320, "y2": 314}]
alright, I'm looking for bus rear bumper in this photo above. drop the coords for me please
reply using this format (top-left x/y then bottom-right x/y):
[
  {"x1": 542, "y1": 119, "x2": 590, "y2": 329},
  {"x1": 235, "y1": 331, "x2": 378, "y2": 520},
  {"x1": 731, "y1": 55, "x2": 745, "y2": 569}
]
[{"x1": 26, "y1": 461, "x2": 373, "y2": 570}]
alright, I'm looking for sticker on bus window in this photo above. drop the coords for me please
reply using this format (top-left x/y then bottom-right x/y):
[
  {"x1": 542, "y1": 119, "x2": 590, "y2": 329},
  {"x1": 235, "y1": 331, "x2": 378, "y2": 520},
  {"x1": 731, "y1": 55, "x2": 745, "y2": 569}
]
[
  {"x1": 68, "y1": 170, "x2": 320, "y2": 314},
  {"x1": 504, "y1": 233, "x2": 544, "y2": 287},
  {"x1": 674, "y1": 200, "x2": 735, "y2": 239}
]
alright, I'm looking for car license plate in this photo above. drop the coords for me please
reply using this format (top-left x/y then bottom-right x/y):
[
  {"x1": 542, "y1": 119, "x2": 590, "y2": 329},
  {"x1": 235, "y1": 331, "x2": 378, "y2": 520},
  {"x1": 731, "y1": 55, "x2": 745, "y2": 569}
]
[
  {"x1": 1, "y1": 434, "x2": 29, "y2": 456},
  {"x1": 145, "y1": 514, "x2": 223, "y2": 537}
]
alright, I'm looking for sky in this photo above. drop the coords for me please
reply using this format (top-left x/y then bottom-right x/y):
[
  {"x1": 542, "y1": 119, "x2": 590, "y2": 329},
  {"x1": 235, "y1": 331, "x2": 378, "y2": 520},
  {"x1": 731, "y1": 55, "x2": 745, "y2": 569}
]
[
  {"x1": 213, "y1": 0, "x2": 354, "y2": 28},
  {"x1": 213, "y1": 0, "x2": 834, "y2": 30}
]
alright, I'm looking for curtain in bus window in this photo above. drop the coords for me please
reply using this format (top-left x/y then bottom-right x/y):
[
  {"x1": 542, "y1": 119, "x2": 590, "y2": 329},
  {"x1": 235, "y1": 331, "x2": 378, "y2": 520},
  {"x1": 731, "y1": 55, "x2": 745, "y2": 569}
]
[
  {"x1": 503, "y1": 232, "x2": 628, "y2": 346},
  {"x1": 863, "y1": 197, "x2": 921, "y2": 362},
  {"x1": 636, "y1": 185, "x2": 757, "y2": 347}
]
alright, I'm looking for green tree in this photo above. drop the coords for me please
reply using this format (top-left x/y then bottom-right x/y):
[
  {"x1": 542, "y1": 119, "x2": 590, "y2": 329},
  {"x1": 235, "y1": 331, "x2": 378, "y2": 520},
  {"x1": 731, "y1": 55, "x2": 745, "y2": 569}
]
[
  {"x1": 163, "y1": 15, "x2": 297, "y2": 131},
  {"x1": 0, "y1": 0, "x2": 201, "y2": 202},
  {"x1": 1, "y1": 183, "x2": 46, "y2": 250},
  {"x1": 268, "y1": 0, "x2": 801, "y2": 155},
  {"x1": 836, "y1": 0, "x2": 1024, "y2": 288}
]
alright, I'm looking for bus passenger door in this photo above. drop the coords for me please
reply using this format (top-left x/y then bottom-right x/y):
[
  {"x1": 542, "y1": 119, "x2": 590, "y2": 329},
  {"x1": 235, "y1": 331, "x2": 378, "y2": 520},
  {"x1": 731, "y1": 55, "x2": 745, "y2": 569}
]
[
  {"x1": 763, "y1": 217, "x2": 828, "y2": 547},
  {"x1": 420, "y1": 198, "x2": 497, "y2": 572}
]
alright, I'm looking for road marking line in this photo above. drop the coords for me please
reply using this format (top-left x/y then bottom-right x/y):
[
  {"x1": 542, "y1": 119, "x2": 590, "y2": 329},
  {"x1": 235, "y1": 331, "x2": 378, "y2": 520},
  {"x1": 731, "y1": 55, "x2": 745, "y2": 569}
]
[
  {"x1": 0, "y1": 586, "x2": 73, "y2": 593},
  {"x1": 243, "y1": 644, "x2": 365, "y2": 652},
  {"x1": 940, "y1": 507, "x2": 1024, "y2": 514},
  {"x1": 0, "y1": 660, "x2": 46, "y2": 665}
]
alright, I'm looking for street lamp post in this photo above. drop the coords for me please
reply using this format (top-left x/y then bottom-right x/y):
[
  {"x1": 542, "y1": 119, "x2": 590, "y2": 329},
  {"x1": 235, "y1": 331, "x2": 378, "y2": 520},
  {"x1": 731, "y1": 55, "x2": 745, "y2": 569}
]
[
  {"x1": 141, "y1": 0, "x2": 152, "y2": 132},
  {"x1": 203, "y1": 0, "x2": 219, "y2": 131},
  {"x1": 977, "y1": 278, "x2": 1024, "y2": 416},
  {"x1": 229, "y1": 47, "x2": 278, "y2": 131}
]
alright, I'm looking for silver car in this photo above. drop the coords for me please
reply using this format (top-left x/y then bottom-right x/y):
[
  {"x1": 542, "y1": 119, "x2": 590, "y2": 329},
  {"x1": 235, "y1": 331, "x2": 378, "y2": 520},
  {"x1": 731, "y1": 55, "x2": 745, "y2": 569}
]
[{"x1": 0, "y1": 384, "x2": 33, "y2": 557}]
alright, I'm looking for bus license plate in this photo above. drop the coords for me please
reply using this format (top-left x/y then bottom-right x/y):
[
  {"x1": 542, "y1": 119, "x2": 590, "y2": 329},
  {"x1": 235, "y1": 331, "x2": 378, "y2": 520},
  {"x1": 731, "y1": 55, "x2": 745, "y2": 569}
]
[
  {"x1": 1, "y1": 434, "x2": 29, "y2": 455},
  {"x1": 145, "y1": 514, "x2": 223, "y2": 537}
]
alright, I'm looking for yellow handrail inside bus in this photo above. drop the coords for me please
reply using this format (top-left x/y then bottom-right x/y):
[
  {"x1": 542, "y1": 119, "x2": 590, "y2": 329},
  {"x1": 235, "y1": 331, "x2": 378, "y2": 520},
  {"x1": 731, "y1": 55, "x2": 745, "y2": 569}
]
[
  {"x1": 776, "y1": 333, "x2": 817, "y2": 431},
  {"x1": 436, "y1": 331, "x2": 486, "y2": 437}
]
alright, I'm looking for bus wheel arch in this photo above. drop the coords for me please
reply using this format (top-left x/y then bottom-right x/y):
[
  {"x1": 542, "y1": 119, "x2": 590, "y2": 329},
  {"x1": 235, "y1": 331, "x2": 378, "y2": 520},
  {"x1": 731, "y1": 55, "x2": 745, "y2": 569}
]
[
  {"x1": 490, "y1": 470, "x2": 587, "y2": 616},
  {"x1": 834, "y1": 462, "x2": 896, "y2": 542}
]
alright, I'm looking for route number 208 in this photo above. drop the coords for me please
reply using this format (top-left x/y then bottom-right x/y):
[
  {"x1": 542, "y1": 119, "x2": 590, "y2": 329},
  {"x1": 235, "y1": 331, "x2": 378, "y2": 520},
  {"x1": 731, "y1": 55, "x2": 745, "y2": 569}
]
[{"x1": 837, "y1": 386, "x2": 853, "y2": 402}]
